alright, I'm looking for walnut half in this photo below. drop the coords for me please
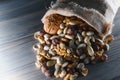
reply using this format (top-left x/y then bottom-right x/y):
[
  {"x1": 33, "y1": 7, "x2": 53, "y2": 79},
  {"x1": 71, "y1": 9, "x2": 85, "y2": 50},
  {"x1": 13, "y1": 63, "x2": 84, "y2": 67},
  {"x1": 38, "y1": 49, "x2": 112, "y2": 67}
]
[{"x1": 43, "y1": 14, "x2": 64, "y2": 34}]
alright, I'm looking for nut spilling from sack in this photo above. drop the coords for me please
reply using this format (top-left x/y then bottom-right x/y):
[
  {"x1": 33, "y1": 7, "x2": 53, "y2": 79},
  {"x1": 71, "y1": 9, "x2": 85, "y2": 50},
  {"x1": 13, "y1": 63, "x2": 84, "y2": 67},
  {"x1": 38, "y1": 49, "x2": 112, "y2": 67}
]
[{"x1": 33, "y1": 14, "x2": 114, "y2": 80}]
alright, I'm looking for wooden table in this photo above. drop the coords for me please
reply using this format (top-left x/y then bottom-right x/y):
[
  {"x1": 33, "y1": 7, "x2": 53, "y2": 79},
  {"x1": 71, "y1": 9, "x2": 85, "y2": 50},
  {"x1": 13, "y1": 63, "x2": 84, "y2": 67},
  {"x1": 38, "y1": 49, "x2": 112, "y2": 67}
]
[{"x1": 0, "y1": 0, "x2": 120, "y2": 80}]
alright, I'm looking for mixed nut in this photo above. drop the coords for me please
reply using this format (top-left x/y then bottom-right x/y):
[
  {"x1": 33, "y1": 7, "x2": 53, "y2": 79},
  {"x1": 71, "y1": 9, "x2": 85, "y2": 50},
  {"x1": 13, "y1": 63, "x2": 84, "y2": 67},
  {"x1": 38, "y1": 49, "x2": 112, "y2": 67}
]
[{"x1": 33, "y1": 14, "x2": 113, "y2": 80}]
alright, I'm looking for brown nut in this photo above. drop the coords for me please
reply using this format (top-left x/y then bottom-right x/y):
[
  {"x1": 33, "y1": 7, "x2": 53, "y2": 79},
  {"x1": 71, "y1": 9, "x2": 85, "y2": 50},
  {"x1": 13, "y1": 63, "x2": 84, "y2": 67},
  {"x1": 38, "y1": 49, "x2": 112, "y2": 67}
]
[{"x1": 43, "y1": 14, "x2": 64, "y2": 34}]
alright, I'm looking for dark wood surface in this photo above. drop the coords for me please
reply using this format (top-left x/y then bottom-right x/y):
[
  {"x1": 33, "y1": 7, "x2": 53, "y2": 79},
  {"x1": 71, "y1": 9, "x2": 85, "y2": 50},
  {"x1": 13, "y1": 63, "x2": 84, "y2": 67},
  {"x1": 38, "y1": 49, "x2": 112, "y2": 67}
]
[{"x1": 0, "y1": 0, "x2": 120, "y2": 80}]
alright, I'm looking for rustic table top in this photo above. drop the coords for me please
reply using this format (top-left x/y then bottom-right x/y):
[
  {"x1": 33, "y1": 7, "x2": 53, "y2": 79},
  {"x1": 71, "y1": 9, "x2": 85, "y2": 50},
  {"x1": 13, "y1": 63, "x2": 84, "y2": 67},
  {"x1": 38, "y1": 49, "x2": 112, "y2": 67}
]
[{"x1": 0, "y1": 0, "x2": 120, "y2": 80}]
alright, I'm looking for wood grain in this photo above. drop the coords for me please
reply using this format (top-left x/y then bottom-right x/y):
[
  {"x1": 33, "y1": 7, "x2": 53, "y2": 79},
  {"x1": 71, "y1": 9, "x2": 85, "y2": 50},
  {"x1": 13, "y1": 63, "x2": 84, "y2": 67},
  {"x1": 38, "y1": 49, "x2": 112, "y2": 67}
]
[{"x1": 0, "y1": 0, "x2": 120, "y2": 80}]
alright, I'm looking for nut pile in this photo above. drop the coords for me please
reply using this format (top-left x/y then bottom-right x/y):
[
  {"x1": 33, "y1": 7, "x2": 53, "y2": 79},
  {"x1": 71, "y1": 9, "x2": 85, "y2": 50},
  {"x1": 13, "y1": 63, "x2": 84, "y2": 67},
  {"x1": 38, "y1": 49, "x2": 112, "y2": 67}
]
[{"x1": 33, "y1": 14, "x2": 114, "y2": 80}]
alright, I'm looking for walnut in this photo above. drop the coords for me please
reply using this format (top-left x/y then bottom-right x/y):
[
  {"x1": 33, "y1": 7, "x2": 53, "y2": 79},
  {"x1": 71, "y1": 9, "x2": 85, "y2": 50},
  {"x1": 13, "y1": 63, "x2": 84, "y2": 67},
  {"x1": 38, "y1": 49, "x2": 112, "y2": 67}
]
[{"x1": 43, "y1": 14, "x2": 64, "y2": 34}]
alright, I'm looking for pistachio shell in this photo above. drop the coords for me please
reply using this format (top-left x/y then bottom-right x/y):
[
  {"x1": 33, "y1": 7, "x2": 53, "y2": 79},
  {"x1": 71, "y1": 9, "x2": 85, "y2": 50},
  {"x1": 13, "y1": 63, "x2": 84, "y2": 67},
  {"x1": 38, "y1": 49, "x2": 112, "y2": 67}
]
[
  {"x1": 77, "y1": 33, "x2": 83, "y2": 42},
  {"x1": 63, "y1": 27, "x2": 68, "y2": 34},
  {"x1": 44, "y1": 46, "x2": 50, "y2": 51},
  {"x1": 87, "y1": 45, "x2": 95, "y2": 56},
  {"x1": 59, "y1": 68, "x2": 67, "y2": 78},
  {"x1": 70, "y1": 73, "x2": 78, "y2": 80},
  {"x1": 84, "y1": 36, "x2": 91, "y2": 45},
  {"x1": 65, "y1": 35, "x2": 74, "y2": 39},
  {"x1": 44, "y1": 34, "x2": 51, "y2": 41},
  {"x1": 78, "y1": 43, "x2": 86, "y2": 48},
  {"x1": 81, "y1": 68, "x2": 88, "y2": 76},
  {"x1": 86, "y1": 31, "x2": 94, "y2": 36},
  {"x1": 38, "y1": 36, "x2": 45, "y2": 44},
  {"x1": 77, "y1": 63, "x2": 85, "y2": 69},
  {"x1": 50, "y1": 35, "x2": 59, "y2": 40},
  {"x1": 57, "y1": 29, "x2": 63, "y2": 34},
  {"x1": 60, "y1": 23, "x2": 65, "y2": 29},
  {"x1": 46, "y1": 60, "x2": 56, "y2": 67}
]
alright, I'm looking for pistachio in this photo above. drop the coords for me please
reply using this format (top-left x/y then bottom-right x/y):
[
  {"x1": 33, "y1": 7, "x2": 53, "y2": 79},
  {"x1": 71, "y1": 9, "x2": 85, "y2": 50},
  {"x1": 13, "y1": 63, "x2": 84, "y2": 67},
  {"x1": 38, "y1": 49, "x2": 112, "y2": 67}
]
[
  {"x1": 35, "y1": 61, "x2": 42, "y2": 68},
  {"x1": 82, "y1": 31, "x2": 86, "y2": 37},
  {"x1": 54, "y1": 64, "x2": 61, "y2": 78},
  {"x1": 59, "y1": 68, "x2": 67, "y2": 78},
  {"x1": 57, "y1": 29, "x2": 63, "y2": 35},
  {"x1": 67, "y1": 20, "x2": 79, "y2": 25},
  {"x1": 61, "y1": 38, "x2": 68, "y2": 42},
  {"x1": 51, "y1": 56, "x2": 63, "y2": 65},
  {"x1": 60, "y1": 42, "x2": 66, "y2": 49},
  {"x1": 104, "y1": 34, "x2": 114, "y2": 43},
  {"x1": 77, "y1": 33, "x2": 83, "y2": 42},
  {"x1": 78, "y1": 43, "x2": 86, "y2": 48},
  {"x1": 77, "y1": 63, "x2": 85, "y2": 69},
  {"x1": 84, "y1": 58, "x2": 90, "y2": 64},
  {"x1": 60, "y1": 23, "x2": 65, "y2": 29},
  {"x1": 84, "y1": 36, "x2": 91, "y2": 45},
  {"x1": 90, "y1": 56, "x2": 95, "y2": 60},
  {"x1": 96, "y1": 50, "x2": 104, "y2": 57},
  {"x1": 63, "y1": 74, "x2": 71, "y2": 80},
  {"x1": 34, "y1": 31, "x2": 44, "y2": 39},
  {"x1": 103, "y1": 44, "x2": 110, "y2": 51},
  {"x1": 96, "y1": 38, "x2": 104, "y2": 45},
  {"x1": 80, "y1": 54, "x2": 86, "y2": 59},
  {"x1": 48, "y1": 50, "x2": 56, "y2": 56},
  {"x1": 87, "y1": 45, "x2": 95, "y2": 56},
  {"x1": 67, "y1": 49, "x2": 71, "y2": 54},
  {"x1": 38, "y1": 36, "x2": 45, "y2": 44},
  {"x1": 46, "y1": 60, "x2": 56, "y2": 67},
  {"x1": 65, "y1": 35, "x2": 74, "y2": 39},
  {"x1": 81, "y1": 68, "x2": 88, "y2": 76},
  {"x1": 44, "y1": 34, "x2": 51, "y2": 41},
  {"x1": 86, "y1": 31, "x2": 94, "y2": 36},
  {"x1": 58, "y1": 34, "x2": 65, "y2": 37},
  {"x1": 36, "y1": 54, "x2": 46, "y2": 61},
  {"x1": 63, "y1": 27, "x2": 68, "y2": 34},
  {"x1": 62, "y1": 62, "x2": 69, "y2": 68},
  {"x1": 70, "y1": 73, "x2": 78, "y2": 80},
  {"x1": 33, "y1": 44, "x2": 40, "y2": 51},
  {"x1": 50, "y1": 44, "x2": 54, "y2": 49},
  {"x1": 44, "y1": 46, "x2": 50, "y2": 51}
]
